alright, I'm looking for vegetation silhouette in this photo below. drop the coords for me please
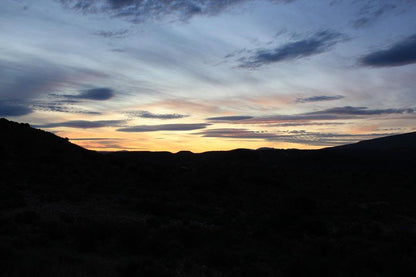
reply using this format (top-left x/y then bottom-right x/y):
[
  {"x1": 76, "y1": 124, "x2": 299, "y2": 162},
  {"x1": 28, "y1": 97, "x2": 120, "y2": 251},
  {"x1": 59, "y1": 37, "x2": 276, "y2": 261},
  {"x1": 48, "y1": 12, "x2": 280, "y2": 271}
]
[{"x1": 1, "y1": 118, "x2": 416, "y2": 276}]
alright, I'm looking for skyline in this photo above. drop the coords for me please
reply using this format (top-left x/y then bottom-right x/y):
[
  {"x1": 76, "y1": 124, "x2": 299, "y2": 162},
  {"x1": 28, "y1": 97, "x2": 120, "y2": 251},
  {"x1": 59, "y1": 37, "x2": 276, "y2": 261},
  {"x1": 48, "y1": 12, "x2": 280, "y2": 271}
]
[{"x1": 1, "y1": 0, "x2": 415, "y2": 152}]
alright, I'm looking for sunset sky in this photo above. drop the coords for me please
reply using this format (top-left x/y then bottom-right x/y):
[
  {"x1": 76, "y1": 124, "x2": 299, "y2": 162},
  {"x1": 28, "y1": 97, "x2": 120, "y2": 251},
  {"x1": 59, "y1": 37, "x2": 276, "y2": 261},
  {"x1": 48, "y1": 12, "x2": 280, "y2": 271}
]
[{"x1": 1, "y1": 0, "x2": 415, "y2": 152}]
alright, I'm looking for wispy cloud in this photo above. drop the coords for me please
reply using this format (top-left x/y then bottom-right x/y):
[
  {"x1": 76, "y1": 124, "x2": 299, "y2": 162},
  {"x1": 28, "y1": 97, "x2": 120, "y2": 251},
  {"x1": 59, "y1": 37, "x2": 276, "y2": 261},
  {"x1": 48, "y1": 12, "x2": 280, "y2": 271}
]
[
  {"x1": 0, "y1": 59, "x2": 110, "y2": 117},
  {"x1": 206, "y1": 116, "x2": 253, "y2": 121},
  {"x1": 69, "y1": 138, "x2": 121, "y2": 141},
  {"x1": 117, "y1": 123, "x2": 210, "y2": 132},
  {"x1": 198, "y1": 128, "x2": 275, "y2": 139},
  {"x1": 346, "y1": 0, "x2": 416, "y2": 29},
  {"x1": 360, "y1": 34, "x2": 416, "y2": 67},
  {"x1": 94, "y1": 29, "x2": 129, "y2": 38},
  {"x1": 238, "y1": 30, "x2": 345, "y2": 68},
  {"x1": 296, "y1": 95, "x2": 344, "y2": 103},
  {"x1": 197, "y1": 128, "x2": 396, "y2": 146},
  {"x1": 238, "y1": 106, "x2": 415, "y2": 124},
  {"x1": 60, "y1": 0, "x2": 296, "y2": 22},
  {"x1": 352, "y1": 2, "x2": 396, "y2": 29},
  {"x1": 272, "y1": 122, "x2": 347, "y2": 127},
  {"x1": 126, "y1": 110, "x2": 189, "y2": 119},
  {"x1": 31, "y1": 102, "x2": 101, "y2": 115},
  {"x1": 310, "y1": 106, "x2": 414, "y2": 115},
  {"x1": 62, "y1": 88, "x2": 115, "y2": 101},
  {"x1": 0, "y1": 101, "x2": 33, "y2": 117},
  {"x1": 36, "y1": 120, "x2": 125, "y2": 129}
]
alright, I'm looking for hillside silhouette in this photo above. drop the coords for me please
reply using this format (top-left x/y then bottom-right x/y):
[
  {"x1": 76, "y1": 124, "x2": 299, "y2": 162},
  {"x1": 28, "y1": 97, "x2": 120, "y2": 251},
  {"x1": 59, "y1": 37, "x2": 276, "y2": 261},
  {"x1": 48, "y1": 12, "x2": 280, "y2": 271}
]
[
  {"x1": 329, "y1": 131, "x2": 416, "y2": 152},
  {"x1": 1, "y1": 118, "x2": 416, "y2": 277},
  {"x1": 0, "y1": 118, "x2": 91, "y2": 157}
]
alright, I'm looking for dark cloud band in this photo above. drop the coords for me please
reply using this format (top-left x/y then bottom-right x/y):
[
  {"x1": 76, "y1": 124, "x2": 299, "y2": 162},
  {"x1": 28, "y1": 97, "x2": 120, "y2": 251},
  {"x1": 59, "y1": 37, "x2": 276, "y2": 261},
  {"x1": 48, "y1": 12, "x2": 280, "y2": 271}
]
[
  {"x1": 36, "y1": 120, "x2": 125, "y2": 129},
  {"x1": 232, "y1": 106, "x2": 415, "y2": 124},
  {"x1": 360, "y1": 34, "x2": 416, "y2": 67},
  {"x1": 60, "y1": 0, "x2": 296, "y2": 22},
  {"x1": 73, "y1": 88, "x2": 115, "y2": 100},
  {"x1": 206, "y1": 116, "x2": 253, "y2": 121},
  {"x1": 197, "y1": 128, "x2": 396, "y2": 146},
  {"x1": 126, "y1": 111, "x2": 189, "y2": 119},
  {"x1": 296, "y1": 95, "x2": 344, "y2": 103},
  {"x1": 117, "y1": 123, "x2": 210, "y2": 132},
  {"x1": 0, "y1": 101, "x2": 33, "y2": 117},
  {"x1": 239, "y1": 30, "x2": 345, "y2": 68}
]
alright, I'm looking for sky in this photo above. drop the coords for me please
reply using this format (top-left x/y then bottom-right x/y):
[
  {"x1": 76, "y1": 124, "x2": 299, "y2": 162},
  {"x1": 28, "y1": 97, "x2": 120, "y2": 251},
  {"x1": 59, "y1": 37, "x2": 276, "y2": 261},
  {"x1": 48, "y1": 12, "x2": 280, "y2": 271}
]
[{"x1": 1, "y1": 0, "x2": 415, "y2": 152}]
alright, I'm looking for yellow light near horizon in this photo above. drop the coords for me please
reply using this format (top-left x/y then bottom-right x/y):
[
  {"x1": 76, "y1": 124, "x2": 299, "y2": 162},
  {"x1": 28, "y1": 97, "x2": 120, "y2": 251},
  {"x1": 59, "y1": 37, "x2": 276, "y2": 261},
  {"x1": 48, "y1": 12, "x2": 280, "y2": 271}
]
[{"x1": 65, "y1": 130, "x2": 323, "y2": 153}]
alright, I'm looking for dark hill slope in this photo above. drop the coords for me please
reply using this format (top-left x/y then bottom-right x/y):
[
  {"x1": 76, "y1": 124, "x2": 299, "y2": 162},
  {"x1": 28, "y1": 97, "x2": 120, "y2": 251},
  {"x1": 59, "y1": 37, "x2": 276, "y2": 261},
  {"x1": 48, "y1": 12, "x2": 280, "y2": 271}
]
[
  {"x1": 319, "y1": 132, "x2": 416, "y2": 170},
  {"x1": 0, "y1": 118, "x2": 93, "y2": 162},
  {"x1": 0, "y1": 118, "x2": 99, "y2": 202},
  {"x1": 329, "y1": 131, "x2": 416, "y2": 152}
]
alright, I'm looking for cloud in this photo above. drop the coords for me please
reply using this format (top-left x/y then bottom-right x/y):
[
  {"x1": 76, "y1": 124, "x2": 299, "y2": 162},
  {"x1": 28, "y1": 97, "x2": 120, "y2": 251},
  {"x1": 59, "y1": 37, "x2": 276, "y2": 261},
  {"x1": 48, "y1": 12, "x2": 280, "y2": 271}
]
[
  {"x1": 352, "y1": 2, "x2": 396, "y2": 29},
  {"x1": 206, "y1": 116, "x2": 253, "y2": 121},
  {"x1": 239, "y1": 30, "x2": 345, "y2": 68},
  {"x1": 31, "y1": 102, "x2": 101, "y2": 115},
  {"x1": 273, "y1": 122, "x2": 347, "y2": 127},
  {"x1": 0, "y1": 59, "x2": 110, "y2": 118},
  {"x1": 143, "y1": 98, "x2": 221, "y2": 114},
  {"x1": 296, "y1": 95, "x2": 344, "y2": 103},
  {"x1": 0, "y1": 60, "x2": 108, "y2": 102},
  {"x1": 347, "y1": 0, "x2": 415, "y2": 29},
  {"x1": 0, "y1": 101, "x2": 33, "y2": 117},
  {"x1": 198, "y1": 128, "x2": 276, "y2": 139},
  {"x1": 39, "y1": 87, "x2": 114, "y2": 115},
  {"x1": 69, "y1": 138, "x2": 120, "y2": 141},
  {"x1": 126, "y1": 110, "x2": 189, "y2": 119},
  {"x1": 360, "y1": 34, "x2": 416, "y2": 67},
  {"x1": 309, "y1": 106, "x2": 414, "y2": 115},
  {"x1": 60, "y1": 0, "x2": 296, "y2": 22},
  {"x1": 117, "y1": 123, "x2": 210, "y2": 132},
  {"x1": 36, "y1": 120, "x2": 125, "y2": 129},
  {"x1": 197, "y1": 128, "x2": 396, "y2": 146},
  {"x1": 94, "y1": 29, "x2": 129, "y2": 38},
  {"x1": 0, "y1": 61, "x2": 71, "y2": 102},
  {"x1": 65, "y1": 88, "x2": 115, "y2": 101},
  {"x1": 235, "y1": 106, "x2": 414, "y2": 124}
]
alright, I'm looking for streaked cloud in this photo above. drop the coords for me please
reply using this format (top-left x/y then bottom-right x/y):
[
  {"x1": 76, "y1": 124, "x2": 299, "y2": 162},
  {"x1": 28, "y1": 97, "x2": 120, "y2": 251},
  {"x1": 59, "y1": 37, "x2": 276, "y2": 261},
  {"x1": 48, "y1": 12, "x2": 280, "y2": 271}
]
[
  {"x1": 348, "y1": 0, "x2": 415, "y2": 29},
  {"x1": 64, "y1": 88, "x2": 115, "y2": 101},
  {"x1": 36, "y1": 120, "x2": 125, "y2": 129},
  {"x1": 272, "y1": 122, "x2": 347, "y2": 127},
  {"x1": 310, "y1": 106, "x2": 414, "y2": 116},
  {"x1": 206, "y1": 116, "x2": 253, "y2": 121},
  {"x1": 198, "y1": 128, "x2": 396, "y2": 146},
  {"x1": 126, "y1": 110, "x2": 189, "y2": 119},
  {"x1": 199, "y1": 128, "x2": 275, "y2": 139},
  {"x1": 117, "y1": 123, "x2": 210, "y2": 132},
  {"x1": 69, "y1": 138, "x2": 120, "y2": 141},
  {"x1": 32, "y1": 102, "x2": 101, "y2": 115},
  {"x1": 360, "y1": 34, "x2": 416, "y2": 67},
  {"x1": 239, "y1": 106, "x2": 414, "y2": 124},
  {"x1": 352, "y1": 2, "x2": 396, "y2": 29},
  {"x1": 296, "y1": 95, "x2": 344, "y2": 103},
  {"x1": 60, "y1": 0, "x2": 296, "y2": 22},
  {"x1": 94, "y1": 29, "x2": 129, "y2": 38},
  {"x1": 238, "y1": 30, "x2": 345, "y2": 68},
  {"x1": 0, "y1": 101, "x2": 33, "y2": 117}
]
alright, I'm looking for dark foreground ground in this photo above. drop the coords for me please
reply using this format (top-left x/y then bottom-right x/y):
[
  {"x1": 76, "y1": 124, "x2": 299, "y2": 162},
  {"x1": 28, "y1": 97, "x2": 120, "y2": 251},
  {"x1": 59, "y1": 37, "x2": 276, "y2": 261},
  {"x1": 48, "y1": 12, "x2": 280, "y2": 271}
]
[{"x1": 1, "y1": 118, "x2": 416, "y2": 276}]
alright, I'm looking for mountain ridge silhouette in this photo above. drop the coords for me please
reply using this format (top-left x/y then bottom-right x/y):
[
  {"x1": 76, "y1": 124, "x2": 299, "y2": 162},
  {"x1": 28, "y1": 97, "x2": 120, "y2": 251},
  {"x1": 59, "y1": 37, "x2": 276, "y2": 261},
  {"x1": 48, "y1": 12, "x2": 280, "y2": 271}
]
[{"x1": 1, "y1": 117, "x2": 416, "y2": 276}]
